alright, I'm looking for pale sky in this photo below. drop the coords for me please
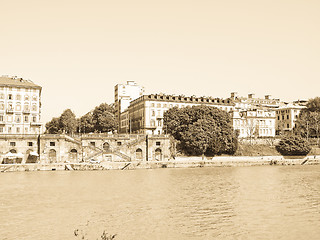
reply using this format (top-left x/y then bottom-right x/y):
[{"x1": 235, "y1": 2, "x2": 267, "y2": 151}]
[{"x1": 1, "y1": 0, "x2": 319, "y2": 123}]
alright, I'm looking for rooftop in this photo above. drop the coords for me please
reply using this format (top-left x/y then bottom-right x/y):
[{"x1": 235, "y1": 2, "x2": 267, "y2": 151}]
[{"x1": 0, "y1": 76, "x2": 41, "y2": 89}]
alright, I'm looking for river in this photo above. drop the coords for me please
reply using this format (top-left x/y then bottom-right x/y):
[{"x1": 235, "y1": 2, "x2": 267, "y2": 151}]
[{"x1": 0, "y1": 165, "x2": 319, "y2": 240}]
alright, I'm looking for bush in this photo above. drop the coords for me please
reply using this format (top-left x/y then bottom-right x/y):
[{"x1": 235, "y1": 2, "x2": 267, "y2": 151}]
[{"x1": 275, "y1": 136, "x2": 311, "y2": 156}]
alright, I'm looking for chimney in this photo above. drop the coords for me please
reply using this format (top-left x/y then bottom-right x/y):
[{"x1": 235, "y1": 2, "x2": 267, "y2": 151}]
[
  {"x1": 230, "y1": 92, "x2": 238, "y2": 99},
  {"x1": 248, "y1": 93, "x2": 255, "y2": 99}
]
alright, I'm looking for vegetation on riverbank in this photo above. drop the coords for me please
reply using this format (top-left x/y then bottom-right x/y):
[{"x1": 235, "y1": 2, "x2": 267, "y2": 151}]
[{"x1": 164, "y1": 105, "x2": 238, "y2": 157}]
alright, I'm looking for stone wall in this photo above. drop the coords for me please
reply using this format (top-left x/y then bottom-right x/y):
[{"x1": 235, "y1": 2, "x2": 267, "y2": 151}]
[{"x1": 0, "y1": 134, "x2": 172, "y2": 164}]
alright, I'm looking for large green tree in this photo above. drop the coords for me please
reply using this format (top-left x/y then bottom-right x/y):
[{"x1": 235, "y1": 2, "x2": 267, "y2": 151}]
[
  {"x1": 45, "y1": 117, "x2": 61, "y2": 134},
  {"x1": 163, "y1": 105, "x2": 238, "y2": 156},
  {"x1": 79, "y1": 112, "x2": 94, "y2": 133}
]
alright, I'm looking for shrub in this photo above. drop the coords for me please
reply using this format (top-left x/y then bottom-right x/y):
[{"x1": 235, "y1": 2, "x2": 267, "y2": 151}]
[{"x1": 275, "y1": 136, "x2": 311, "y2": 156}]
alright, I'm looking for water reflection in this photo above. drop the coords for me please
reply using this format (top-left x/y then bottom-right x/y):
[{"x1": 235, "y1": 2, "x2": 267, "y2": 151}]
[{"x1": 0, "y1": 165, "x2": 319, "y2": 239}]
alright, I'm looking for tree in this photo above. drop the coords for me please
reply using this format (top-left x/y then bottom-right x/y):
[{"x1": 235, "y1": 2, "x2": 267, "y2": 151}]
[
  {"x1": 45, "y1": 117, "x2": 61, "y2": 134},
  {"x1": 163, "y1": 105, "x2": 238, "y2": 156},
  {"x1": 306, "y1": 97, "x2": 320, "y2": 112},
  {"x1": 294, "y1": 97, "x2": 320, "y2": 146},
  {"x1": 79, "y1": 112, "x2": 94, "y2": 133},
  {"x1": 92, "y1": 103, "x2": 117, "y2": 133},
  {"x1": 276, "y1": 135, "x2": 311, "y2": 156},
  {"x1": 59, "y1": 109, "x2": 77, "y2": 134}
]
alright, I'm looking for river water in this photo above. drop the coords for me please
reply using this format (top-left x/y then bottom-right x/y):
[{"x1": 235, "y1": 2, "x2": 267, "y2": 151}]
[{"x1": 0, "y1": 165, "x2": 319, "y2": 240}]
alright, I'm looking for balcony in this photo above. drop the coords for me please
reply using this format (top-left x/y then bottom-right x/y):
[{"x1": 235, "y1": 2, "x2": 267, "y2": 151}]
[
  {"x1": 30, "y1": 122, "x2": 42, "y2": 126},
  {"x1": 6, "y1": 109, "x2": 14, "y2": 114},
  {"x1": 23, "y1": 109, "x2": 30, "y2": 114}
]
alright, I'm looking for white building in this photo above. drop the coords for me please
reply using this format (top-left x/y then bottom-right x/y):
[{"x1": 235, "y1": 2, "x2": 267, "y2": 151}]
[
  {"x1": 232, "y1": 108, "x2": 276, "y2": 138},
  {"x1": 120, "y1": 94, "x2": 235, "y2": 134},
  {"x1": 0, "y1": 76, "x2": 42, "y2": 134},
  {"x1": 275, "y1": 104, "x2": 305, "y2": 134},
  {"x1": 114, "y1": 81, "x2": 144, "y2": 132}
]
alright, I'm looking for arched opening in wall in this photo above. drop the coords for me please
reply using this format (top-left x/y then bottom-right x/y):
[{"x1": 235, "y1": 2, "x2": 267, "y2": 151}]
[
  {"x1": 69, "y1": 149, "x2": 78, "y2": 162},
  {"x1": 26, "y1": 149, "x2": 38, "y2": 163},
  {"x1": 10, "y1": 149, "x2": 17, "y2": 153},
  {"x1": 155, "y1": 148, "x2": 162, "y2": 161},
  {"x1": 103, "y1": 142, "x2": 110, "y2": 152},
  {"x1": 49, "y1": 149, "x2": 57, "y2": 163},
  {"x1": 135, "y1": 148, "x2": 143, "y2": 160}
]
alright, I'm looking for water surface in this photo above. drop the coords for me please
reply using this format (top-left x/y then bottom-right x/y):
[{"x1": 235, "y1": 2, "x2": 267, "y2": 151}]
[{"x1": 0, "y1": 165, "x2": 319, "y2": 239}]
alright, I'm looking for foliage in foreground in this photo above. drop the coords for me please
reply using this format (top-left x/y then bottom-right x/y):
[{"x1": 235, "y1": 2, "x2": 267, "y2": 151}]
[
  {"x1": 275, "y1": 135, "x2": 311, "y2": 156},
  {"x1": 163, "y1": 105, "x2": 238, "y2": 156}
]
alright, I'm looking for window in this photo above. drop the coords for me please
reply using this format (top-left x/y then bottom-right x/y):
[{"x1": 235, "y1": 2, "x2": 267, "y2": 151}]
[
  {"x1": 0, "y1": 115, "x2": 3, "y2": 122},
  {"x1": 32, "y1": 95, "x2": 37, "y2": 101},
  {"x1": 10, "y1": 142, "x2": 16, "y2": 146},
  {"x1": 0, "y1": 102, "x2": 4, "y2": 110},
  {"x1": 24, "y1": 116, "x2": 29, "y2": 122},
  {"x1": 24, "y1": 104, "x2": 30, "y2": 111},
  {"x1": 151, "y1": 103, "x2": 155, "y2": 107},
  {"x1": 50, "y1": 142, "x2": 55, "y2": 146},
  {"x1": 282, "y1": 116, "x2": 284, "y2": 120},
  {"x1": 8, "y1": 127, "x2": 12, "y2": 133},
  {"x1": 156, "y1": 141, "x2": 161, "y2": 146},
  {"x1": 90, "y1": 142, "x2": 95, "y2": 146},
  {"x1": 0, "y1": 127, "x2": 3, "y2": 133},
  {"x1": 25, "y1": 95, "x2": 29, "y2": 101},
  {"x1": 32, "y1": 104, "x2": 37, "y2": 111},
  {"x1": 33, "y1": 116, "x2": 37, "y2": 122},
  {"x1": 157, "y1": 120, "x2": 161, "y2": 126},
  {"x1": 8, "y1": 94, "x2": 12, "y2": 100},
  {"x1": 0, "y1": 93, "x2": 4, "y2": 99},
  {"x1": 287, "y1": 124, "x2": 290, "y2": 128},
  {"x1": 25, "y1": 128, "x2": 28, "y2": 133},
  {"x1": 28, "y1": 142, "x2": 33, "y2": 147},
  {"x1": 16, "y1": 104, "x2": 21, "y2": 111},
  {"x1": 287, "y1": 115, "x2": 289, "y2": 119},
  {"x1": 117, "y1": 142, "x2": 122, "y2": 146},
  {"x1": 16, "y1": 94, "x2": 21, "y2": 100},
  {"x1": 16, "y1": 116, "x2": 21, "y2": 123},
  {"x1": 152, "y1": 110, "x2": 155, "y2": 116},
  {"x1": 157, "y1": 103, "x2": 161, "y2": 108},
  {"x1": 277, "y1": 116, "x2": 280, "y2": 120},
  {"x1": 16, "y1": 127, "x2": 20, "y2": 133},
  {"x1": 8, "y1": 103, "x2": 13, "y2": 110}
]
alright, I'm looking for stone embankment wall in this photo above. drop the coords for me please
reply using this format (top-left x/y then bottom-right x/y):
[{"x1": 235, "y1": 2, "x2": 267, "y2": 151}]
[
  {"x1": 1, "y1": 155, "x2": 319, "y2": 172},
  {"x1": 0, "y1": 134, "x2": 171, "y2": 164}
]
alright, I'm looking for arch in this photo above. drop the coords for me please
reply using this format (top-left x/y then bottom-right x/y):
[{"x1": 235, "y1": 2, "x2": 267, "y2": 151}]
[
  {"x1": 69, "y1": 149, "x2": 78, "y2": 162},
  {"x1": 103, "y1": 142, "x2": 110, "y2": 152},
  {"x1": 10, "y1": 149, "x2": 17, "y2": 153},
  {"x1": 155, "y1": 148, "x2": 162, "y2": 161},
  {"x1": 135, "y1": 148, "x2": 143, "y2": 160},
  {"x1": 48, "y1": 149, "x2": 57, "y2": 163}
]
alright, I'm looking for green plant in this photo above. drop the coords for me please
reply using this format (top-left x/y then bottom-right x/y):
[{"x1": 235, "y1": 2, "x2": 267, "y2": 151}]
[{"x1": 275, "y1": 135, "x2": 311, "y2": 156}]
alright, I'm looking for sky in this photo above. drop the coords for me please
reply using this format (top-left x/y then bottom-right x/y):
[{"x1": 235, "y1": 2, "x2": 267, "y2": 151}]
[{"x1": 1, "y1": 0, "x2": 319, "y2": 123}]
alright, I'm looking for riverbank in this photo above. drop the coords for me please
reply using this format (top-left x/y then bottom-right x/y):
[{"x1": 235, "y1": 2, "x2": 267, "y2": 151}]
[{"x1": 1, "y1": 155, "x2": 320, "y2": 172}]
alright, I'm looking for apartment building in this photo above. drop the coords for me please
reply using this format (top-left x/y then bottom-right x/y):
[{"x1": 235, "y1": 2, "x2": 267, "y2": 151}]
[
  {"x1": 0, "y1": 76, "x2": 42, "y2": 134},
  {"x1": 114, "y1": 80, "x2": 144, "y2": 132},
  {"x1": 119, "y1": 94, "x2": 235, "y2": 134},
  {"x1": 231, "y1": 92, "x2": 282, "y2": 110},
  {"x1": 232, "y1": 108, "x2": 276, "y2": 138},
  {"x1": 275, "y1": 104, "x2": 305, "y2": 134}
]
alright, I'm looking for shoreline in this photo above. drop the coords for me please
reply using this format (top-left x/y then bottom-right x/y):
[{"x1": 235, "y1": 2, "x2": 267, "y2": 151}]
[{"x1": 1, "y1": 155, "x2": 320, "y2": 172}]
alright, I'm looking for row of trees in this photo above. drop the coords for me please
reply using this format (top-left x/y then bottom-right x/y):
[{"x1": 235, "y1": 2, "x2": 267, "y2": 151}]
[
  {"x1": 45, "y1": 103, "x2": 117, "y2": 134},
  {"x1": 163, "y1": 105, "x2": 238, "y2": 156}
]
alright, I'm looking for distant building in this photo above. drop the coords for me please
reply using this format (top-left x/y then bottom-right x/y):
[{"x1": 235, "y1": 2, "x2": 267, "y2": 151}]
[
  {"x1": 114, "y1": 81, "x2": 144, "y2": 132},
  {"x1": 275, "y1": 104, "x2": 305, "y2": 134},
  {"x1": 232, "y1": 108, "x2": 276, "y2": 138},
  {"x1": 230, "y1": 92, "x2": 282, "y2": 110},
  {"x1": 120, "y1": 94, "x2": 235, "y2": 134},
  {"x1": 0, "y1": 76, "x2": 42, "y2": 134}
]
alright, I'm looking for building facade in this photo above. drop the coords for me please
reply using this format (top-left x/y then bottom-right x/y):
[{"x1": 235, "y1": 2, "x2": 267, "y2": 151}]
[
  {"x1": 232, "y1": 108, "x2": 276, "y2": 138},
  {"x1": 275, "y1": 104, "x2": 305, "y2": 134},
  {"x1": 120, "y1": 94, "x2": 235, "y2": 134},
  {"x1": 114, "y1": 81, "x2": 144, "y2": 132},
  {"x1": 0, "y1": 76, "x2": 42, "y2": 134}
]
